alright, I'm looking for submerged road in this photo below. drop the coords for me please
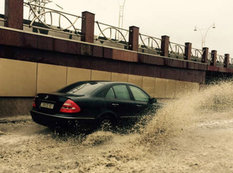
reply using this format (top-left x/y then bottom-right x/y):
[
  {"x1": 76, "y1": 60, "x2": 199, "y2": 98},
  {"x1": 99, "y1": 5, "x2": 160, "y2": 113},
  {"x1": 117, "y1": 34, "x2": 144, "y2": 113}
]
[
  {"x1": 1, "y1": 111, "x2": 233, "y2": 173},
  {"x1": 1, "y1": 82, "x2": 233, "y2": 173}
]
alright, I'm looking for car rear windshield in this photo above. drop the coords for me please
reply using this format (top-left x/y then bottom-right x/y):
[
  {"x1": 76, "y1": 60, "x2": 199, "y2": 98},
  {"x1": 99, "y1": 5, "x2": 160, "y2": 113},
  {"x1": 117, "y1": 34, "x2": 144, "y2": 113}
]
[{"x1": 58, "y1": 82, "x2": 104, "y2": 95}]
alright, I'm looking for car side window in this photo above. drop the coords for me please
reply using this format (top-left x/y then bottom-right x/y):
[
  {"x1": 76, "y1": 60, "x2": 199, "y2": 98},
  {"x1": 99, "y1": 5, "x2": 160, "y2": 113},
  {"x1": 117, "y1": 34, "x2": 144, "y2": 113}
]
[
  {"x1": 129, "y1": 86, "x2": 149, "y2": 102},
  {"x1": 112, "y1": 85, "x2": 130, "y2": 100},
  {"x1": 105, "y1": 88, "x2": 115, "y2": 99}
]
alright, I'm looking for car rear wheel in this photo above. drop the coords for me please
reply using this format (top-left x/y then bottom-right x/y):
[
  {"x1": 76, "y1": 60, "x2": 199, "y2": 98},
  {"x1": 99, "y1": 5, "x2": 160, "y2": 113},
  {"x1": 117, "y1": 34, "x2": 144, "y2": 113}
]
[{"x1": 99, "y1": 117, "x2": 116, "y2": 131}]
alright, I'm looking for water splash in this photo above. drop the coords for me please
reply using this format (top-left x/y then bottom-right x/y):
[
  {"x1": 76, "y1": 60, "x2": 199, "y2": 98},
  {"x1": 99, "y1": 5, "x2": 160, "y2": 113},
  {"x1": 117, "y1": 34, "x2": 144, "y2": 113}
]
[
  {"x1": 138, "y1": 81, "x2": 233, "y2": 146},
  {"x1": 78, "y1": 81, "x2": 233, "y2": 172},
  {"x1": 82, "y1": 131, "x2": 114, "y2": 146},
  {"x1": 2, "y1": 81, "x2": 233, "y2": 172}
]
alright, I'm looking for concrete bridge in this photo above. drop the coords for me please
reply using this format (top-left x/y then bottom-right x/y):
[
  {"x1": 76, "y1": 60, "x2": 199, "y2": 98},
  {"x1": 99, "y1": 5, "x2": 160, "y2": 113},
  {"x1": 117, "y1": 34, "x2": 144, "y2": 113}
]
[{"x1": 0, "y1": 0, "x2": 232, "y2": 117}]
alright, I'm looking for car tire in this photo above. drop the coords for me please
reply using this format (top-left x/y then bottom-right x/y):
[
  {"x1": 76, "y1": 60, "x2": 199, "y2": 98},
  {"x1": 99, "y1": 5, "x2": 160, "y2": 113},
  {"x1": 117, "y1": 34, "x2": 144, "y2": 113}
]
[{"x1": 98, "y1": 117, "x2": 116, "y2": 131}]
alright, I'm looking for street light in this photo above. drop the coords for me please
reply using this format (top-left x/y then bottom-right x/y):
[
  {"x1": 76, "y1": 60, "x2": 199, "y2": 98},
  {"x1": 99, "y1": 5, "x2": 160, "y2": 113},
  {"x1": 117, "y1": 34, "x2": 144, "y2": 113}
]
[{"x1": 194, "y1": 23, "x2": 216, "y2": 48}]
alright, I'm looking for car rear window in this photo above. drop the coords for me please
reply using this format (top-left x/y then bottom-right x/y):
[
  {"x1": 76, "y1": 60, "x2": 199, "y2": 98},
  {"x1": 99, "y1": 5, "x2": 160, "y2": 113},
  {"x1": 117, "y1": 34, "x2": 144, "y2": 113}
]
[
  {"x1": 105, "y1": 88, "x2": 115, "y2": 99},
  {"x1": 58, "y1": 82, "x2": 104, "y2": 95}
]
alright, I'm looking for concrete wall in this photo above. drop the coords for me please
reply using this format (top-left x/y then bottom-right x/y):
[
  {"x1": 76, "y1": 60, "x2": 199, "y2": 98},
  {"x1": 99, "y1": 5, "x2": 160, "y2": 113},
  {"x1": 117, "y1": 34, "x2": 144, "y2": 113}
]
[
  {"x1": 0, "y1": 58, "x2": 37, "y2": 96},
  {"x1": 0, "y1": 19, "x2": 4, "y2": 27},
  {"x1": 0, "y1": 58, "x2": 200, "y2": 98}
]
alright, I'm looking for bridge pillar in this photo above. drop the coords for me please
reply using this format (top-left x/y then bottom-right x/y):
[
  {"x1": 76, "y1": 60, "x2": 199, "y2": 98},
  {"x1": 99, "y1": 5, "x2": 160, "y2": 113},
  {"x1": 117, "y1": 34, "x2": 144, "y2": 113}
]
[
  {"x1": 4, "y1": 0, "x2": 23, "y2": 30},
  {"x1": 184, "y1": 42, "x2": 192, "y2": 60},
  {"x1": 224, "y1": 54, "x2": 230, "y2": 68},
  {"x1": 128, "y1": 26, "x2": 139, "y2": 51},
  {"x1": 81, "y1": 11, "x2": 95, "y2": 43},
  {"x1": 202, "y1": 47, "x2": 209, "y2": 63},
  {"x1": 161, "y1": 35, "x2": 169, "y2": 57},
  {"x1": 210, "y1": 50, "x2": 217, "y2": 66}
]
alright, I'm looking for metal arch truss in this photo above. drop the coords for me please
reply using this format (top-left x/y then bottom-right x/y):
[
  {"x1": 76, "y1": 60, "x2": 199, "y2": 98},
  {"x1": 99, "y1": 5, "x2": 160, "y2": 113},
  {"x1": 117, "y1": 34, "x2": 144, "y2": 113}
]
[
  {"x1": 169, "y1": 42, "x2": 185, "y2": 59},
  {"x1": 217, "y1": 55, "x2": 224, "y2": 63},
  {"x1": 139, "y1": 33, "x2": 161, "y2": 51},
  {"x1": 95, "y1": 21, "x2": 129, "y2": 47},
  {"x1": 24, "y1": 2, "x2": 82, "y2": 36},
  {"x1": 191, "y1": 48, "x2": 203, "y2": 61},
  {"x1": 230, "y1": 58, "x2": 233, "y2": 65}
]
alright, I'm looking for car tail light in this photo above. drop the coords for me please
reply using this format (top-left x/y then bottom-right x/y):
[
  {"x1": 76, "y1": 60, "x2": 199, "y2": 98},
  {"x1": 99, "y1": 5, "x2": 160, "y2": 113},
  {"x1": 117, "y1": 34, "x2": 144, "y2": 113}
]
[
  {"x1": 60, "y1": 99, "x2": 81, "y2": 113},
  {"x1": 32, "y1": 98, "x2": 36, "y2": 108}
]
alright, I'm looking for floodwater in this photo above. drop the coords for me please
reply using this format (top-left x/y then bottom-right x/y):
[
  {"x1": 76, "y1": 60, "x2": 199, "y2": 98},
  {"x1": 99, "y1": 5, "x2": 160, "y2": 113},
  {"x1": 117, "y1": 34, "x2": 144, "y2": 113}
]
[{"x1": 1, "y1": 81, "x2": 233, "y2": 173}]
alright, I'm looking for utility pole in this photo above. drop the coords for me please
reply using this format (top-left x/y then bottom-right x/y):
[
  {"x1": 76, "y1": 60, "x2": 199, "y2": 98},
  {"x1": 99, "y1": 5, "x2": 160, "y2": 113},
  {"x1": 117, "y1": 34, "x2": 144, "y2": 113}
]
[
  {"x1": 117, "y1": 0, "x2": 126, "y2": 40},
  {"x1": 118, "y1": 0, "x2": 126, "y2": 29},
  {"x1": 26, "y1": 0, "x2": 62, "y2": 22},
  {"x1": 27, "y1": 0, "x2": 52, "y2": 22}
]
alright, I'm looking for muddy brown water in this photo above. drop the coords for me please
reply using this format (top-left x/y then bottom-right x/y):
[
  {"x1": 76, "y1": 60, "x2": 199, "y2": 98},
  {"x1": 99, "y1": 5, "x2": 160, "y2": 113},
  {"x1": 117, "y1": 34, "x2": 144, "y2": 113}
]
[{"x1": 1, "y1": 81, "x2": 233, "y2": 173}]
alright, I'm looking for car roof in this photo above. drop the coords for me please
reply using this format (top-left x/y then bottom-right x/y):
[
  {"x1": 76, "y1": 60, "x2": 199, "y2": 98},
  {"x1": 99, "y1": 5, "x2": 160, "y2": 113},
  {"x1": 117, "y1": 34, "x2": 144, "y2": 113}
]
[
  {"x1": 57, "y1": 80, "x2": 151, "y2": 97},
  {"x1": 73, "y1": 80, "x2": 134, "y2": 86}
]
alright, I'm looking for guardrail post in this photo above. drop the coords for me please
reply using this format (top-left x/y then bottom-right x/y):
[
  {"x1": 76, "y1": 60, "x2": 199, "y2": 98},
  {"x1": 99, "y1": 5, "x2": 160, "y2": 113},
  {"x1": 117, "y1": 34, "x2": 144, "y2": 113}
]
[
  {"x1": 224, "y1": 54, "x2": 230, "y2": 68},
  {"x1": 128, "y1": 26, "x2": 139, "y2": 51},
  {"x1": 161, "y1": 35, "x2": 169, "y2": 57},
  {"x1": 81, "y1": 11, "x2": 95, "y2": 43},
  {"x1": 202, "y1": 47, "x2": 209, "y2": 63},
  {"x1": 184, "y1": 42, "x2": 192, "y2": 60},
  {"x1": 210, "y1": 50, "x2": 217, "y2": 66},
  {"x1": 4, "y1": 0, "x2": 23, "y2": 29}
]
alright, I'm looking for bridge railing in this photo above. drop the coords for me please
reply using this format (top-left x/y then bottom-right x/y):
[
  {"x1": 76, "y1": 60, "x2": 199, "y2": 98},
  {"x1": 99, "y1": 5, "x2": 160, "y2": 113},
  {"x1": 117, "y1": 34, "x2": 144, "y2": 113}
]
[
  {"x1": 0, "y1": 16, "x2": 5, "y2": 27},
  {"x1": 229, "y1": 58, "x2": 233, "y2": 68},
  {"x1": 208, "y1": 52, "x2": 212, "y2": 63},
  {"x1": 230, "y1": 58, "x2": 233, "y2": 64},
  {"x1": 23, "y1": 2, "x2": 82, "y2": 39},
  {"x1": 217, "y1": 54, "x2": 224, "y2": 64},
  {"x1": 169, "y1": 42, "x2": 185, "y2": 59},
  {"x1": 0, "y1": 15, "x2": 5, "y2": 22},
  {"x1": 94, "y1": 21, "x2": 129, "y2": 49},
  {"x1": 191, "y1": 48, "x2": 202, "y2": 62},
  {"x1": 3, "y1": 1, "x2": 231, "y2": 69},
  {"x1": 138, "y1": 33, "x2": 161, "y2": 55}
]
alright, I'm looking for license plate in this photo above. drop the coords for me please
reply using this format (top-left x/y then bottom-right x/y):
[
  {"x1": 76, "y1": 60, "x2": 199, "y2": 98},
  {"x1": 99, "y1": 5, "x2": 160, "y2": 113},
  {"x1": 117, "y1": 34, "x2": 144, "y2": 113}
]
[{"x1": 40, "y1": 102, "x2": 54, "y2": 109}]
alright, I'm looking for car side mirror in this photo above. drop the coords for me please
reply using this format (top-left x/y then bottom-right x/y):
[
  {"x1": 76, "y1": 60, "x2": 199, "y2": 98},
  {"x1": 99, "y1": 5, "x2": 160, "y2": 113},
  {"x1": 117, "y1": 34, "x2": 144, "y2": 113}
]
[{"x1": 149, "y1": 98, "x2": 157, "y2": 104}]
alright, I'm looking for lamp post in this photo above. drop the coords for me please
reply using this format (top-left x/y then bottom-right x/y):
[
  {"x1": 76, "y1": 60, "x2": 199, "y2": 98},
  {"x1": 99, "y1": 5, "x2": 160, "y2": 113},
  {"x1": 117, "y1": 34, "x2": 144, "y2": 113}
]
[{"x1": 194, "y1": 23, "x2": 216, "y2": 48}]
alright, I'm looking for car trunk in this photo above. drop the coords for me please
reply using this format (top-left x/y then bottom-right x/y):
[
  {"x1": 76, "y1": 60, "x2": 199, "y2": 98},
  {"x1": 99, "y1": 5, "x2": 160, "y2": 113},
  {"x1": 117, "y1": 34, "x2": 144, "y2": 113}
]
[{"x1": 34, "y1": 93, "x2": 83, "y2": 115}]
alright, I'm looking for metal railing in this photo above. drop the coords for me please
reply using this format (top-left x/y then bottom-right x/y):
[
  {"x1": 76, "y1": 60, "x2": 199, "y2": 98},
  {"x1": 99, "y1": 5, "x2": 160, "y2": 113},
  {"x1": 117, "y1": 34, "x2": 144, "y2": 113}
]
[
  {"x1": 191, "y1": 48, "x2": 202, "y2": 61},
  {"x1": 1, "y1": 3, "x2": 228, "y2": 68},
  {"x1": 139, "y1": 33, "x2": 161, "y2": 55},
  {"x1": 95, "y1": 21, "x2": 129, "y2": 48},
  {"x1": 208, "y1": 52, "x2": 212, "y2": 61},
  {"x1": 230, "y1": 58, "x2": 233, "y2": 65},
  {"x1": 217, "y1": 54, "x2": 224, "y2": 64},
  {"x1": 23, "y1": 2, "x2": 82, "y2": 38},
  {"x1": 169, "y1": 42, "x2": 185, "y2": 59}
]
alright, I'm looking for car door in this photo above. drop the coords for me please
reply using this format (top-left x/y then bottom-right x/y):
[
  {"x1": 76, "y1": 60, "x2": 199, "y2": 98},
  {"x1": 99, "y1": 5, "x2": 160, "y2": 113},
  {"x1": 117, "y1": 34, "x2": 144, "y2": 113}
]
[
  {"x1": 128, "y1": 85, "x2": 150, "y2": 116},
  {"x1": 105, "y1": 84, "x2": 135, "y2": 118}
]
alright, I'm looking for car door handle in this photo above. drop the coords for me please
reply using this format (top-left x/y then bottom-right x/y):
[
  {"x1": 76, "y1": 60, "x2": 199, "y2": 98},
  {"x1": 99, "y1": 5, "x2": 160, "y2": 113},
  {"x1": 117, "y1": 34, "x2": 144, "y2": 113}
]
[
  {"x1": 136, "y1": 104, "x2": 143, "y2": 107},
  {"x1": 112, "y1": 103, "x2": 119, "y2": 107}
]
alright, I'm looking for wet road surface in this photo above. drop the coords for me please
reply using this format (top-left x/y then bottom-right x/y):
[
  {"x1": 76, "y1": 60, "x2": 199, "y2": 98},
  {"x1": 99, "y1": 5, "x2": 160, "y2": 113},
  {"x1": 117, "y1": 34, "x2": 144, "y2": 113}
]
[{"x1": 1, "y1": 82, "x2": 233, "y2": 173}]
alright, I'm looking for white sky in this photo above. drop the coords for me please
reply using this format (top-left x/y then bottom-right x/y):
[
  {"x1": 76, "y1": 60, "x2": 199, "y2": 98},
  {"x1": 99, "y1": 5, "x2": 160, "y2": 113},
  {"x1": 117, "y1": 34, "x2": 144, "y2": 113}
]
[{"x1": 0, "y1": 0, "x2": 233, "y2": 56}]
